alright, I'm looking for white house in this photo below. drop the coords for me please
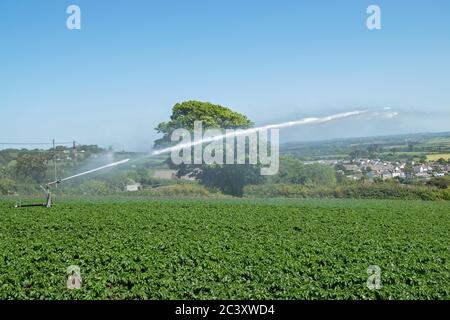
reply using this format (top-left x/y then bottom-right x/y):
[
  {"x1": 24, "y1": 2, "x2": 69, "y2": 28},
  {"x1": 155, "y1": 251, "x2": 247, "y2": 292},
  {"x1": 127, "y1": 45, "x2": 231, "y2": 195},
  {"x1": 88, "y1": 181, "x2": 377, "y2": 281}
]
[
  {"x1": 413, "y1": 165, "x2": 427, "y2": 174},
  {"x1": 125, "y1": 183, "x2": 142, "y2": 192}
]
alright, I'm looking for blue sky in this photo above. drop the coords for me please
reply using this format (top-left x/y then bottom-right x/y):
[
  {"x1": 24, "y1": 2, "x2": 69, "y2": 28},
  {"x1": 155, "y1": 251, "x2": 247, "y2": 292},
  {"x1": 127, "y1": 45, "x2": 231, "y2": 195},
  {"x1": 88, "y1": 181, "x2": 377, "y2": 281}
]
[{"x1": 1, "y1": 0, "x2": 449, "y2": 151}]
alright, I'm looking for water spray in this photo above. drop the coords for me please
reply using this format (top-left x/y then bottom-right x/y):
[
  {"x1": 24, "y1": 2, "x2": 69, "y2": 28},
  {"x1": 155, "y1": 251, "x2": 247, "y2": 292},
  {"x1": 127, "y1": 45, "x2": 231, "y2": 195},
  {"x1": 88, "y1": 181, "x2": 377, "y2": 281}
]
[
  {"x1": 47, "y1": 158, "x2": 130, "y2": 186},
  {"x1": 15, "y1": 159, "x2": 130, "y2": 208},
  {"x1": 151, "y1": 109, "x2": 398, "y2": 155}
]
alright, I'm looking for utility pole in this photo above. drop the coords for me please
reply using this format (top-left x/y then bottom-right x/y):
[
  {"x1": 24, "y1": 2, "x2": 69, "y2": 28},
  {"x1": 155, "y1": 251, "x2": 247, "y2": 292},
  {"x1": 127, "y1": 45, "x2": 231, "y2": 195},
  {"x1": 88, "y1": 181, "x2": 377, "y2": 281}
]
[
  {"x1": 53, "y1": 139, "x2": 58, "y2": 188},
  {"x1": 72, "y1": 140, "x2": 77, "y2": 161}
]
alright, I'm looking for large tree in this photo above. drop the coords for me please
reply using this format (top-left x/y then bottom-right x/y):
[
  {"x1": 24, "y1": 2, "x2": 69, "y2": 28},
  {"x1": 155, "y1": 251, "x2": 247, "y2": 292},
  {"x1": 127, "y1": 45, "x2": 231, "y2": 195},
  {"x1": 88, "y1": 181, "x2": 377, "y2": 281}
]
[
  {"x1": 154, "y1": 100, "x2": 263, "y2": 196},
  {"x1": 154, "y1": 100, "x2": 253, "y2": 145}
]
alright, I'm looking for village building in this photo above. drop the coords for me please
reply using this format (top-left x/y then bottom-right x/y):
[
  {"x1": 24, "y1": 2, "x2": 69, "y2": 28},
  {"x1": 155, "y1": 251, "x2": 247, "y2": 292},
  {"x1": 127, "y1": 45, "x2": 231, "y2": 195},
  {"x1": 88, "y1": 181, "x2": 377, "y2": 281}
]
[{"x1": 125, "y1": 182, "x2": 142, "y2": 192}]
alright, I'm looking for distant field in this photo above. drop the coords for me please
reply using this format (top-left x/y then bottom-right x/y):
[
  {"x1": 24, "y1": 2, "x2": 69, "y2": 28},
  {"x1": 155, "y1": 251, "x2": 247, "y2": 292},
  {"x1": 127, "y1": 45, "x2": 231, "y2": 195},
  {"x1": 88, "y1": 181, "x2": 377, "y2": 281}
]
[
  {"x1": 427, "y1": 153, "x2": 450, "y2": 161},
  {"x1": 0, "y1": 198, "x2": 448, "y2": 299}
]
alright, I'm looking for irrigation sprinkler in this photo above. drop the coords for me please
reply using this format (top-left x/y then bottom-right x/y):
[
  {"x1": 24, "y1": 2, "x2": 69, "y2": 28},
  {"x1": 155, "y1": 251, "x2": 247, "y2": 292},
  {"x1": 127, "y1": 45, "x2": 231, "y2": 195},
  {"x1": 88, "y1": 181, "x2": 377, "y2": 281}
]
[{"x1": 14, "y1": 159, "x2": 130, "y2": 208}]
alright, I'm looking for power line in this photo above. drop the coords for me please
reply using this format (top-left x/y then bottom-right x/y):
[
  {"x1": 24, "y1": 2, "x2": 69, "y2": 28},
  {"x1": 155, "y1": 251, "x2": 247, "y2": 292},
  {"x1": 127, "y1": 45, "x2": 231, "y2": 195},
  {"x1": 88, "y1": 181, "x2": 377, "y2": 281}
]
[{"x1": 0, "y1": 141, "x2": 75, "y2": 145}]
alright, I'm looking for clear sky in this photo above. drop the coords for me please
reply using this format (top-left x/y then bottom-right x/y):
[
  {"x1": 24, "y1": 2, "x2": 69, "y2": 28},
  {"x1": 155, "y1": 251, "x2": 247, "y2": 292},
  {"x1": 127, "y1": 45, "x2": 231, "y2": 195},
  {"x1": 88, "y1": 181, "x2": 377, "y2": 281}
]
[{"x1": 1, "y1": 0, "x2": 449, "y2": 151}]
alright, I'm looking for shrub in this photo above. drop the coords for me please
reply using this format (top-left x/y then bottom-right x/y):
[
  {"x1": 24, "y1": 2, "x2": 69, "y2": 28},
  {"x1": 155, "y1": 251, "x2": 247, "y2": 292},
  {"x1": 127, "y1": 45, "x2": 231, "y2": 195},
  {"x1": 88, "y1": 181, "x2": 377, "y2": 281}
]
[
  {"x1": 136, "y1": 184, "x2": 227, "y2": 198},
  {"x1": 427, "y1": 176, "x2": 450, "y2": 189},
  {"x1": 0, "y1": 178, "x2": 16, "y2": 195}
]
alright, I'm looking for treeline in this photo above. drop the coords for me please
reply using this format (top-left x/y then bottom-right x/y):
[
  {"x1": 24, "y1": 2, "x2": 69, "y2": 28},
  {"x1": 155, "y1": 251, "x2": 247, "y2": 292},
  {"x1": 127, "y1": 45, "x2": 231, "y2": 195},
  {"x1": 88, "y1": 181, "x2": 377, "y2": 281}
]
[
  {"x1": 0, "y1": 145, "x2": 106, "y2": 184},
  {"x1": 2, "y1": 149, "x2": 450, "y2": 201}
]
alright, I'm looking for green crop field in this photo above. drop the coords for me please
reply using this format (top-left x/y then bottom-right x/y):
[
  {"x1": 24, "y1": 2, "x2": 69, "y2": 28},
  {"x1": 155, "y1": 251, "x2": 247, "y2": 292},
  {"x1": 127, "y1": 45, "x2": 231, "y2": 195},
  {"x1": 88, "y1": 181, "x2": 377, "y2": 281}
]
[{"x1": 0, "y1": 198, "x2": 448, "y2": 300}]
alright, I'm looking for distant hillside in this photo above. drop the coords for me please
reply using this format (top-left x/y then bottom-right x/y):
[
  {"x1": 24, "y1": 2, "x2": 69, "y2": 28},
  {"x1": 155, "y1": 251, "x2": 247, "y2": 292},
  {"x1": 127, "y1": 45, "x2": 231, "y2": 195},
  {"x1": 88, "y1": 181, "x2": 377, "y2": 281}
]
[{"x1": 281, "y1": 131, "x2": 450, "y2": 161}]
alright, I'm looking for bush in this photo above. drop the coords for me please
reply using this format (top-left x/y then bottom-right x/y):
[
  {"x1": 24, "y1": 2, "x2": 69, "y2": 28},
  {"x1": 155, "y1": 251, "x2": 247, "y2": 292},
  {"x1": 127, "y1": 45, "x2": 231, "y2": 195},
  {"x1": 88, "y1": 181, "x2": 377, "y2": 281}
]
[
  {"x1": 136, "y1": 184, "x2": 227, "y2": 198},
  {"x1": 270, "y1": 156, "x2": 336, "y2": 187},
  {"x1": 0, "y1": 179, "x2": 16, "y2": 195},
  {"x1": 427, "y1": 176, "x2": 450, "y2": 189}
]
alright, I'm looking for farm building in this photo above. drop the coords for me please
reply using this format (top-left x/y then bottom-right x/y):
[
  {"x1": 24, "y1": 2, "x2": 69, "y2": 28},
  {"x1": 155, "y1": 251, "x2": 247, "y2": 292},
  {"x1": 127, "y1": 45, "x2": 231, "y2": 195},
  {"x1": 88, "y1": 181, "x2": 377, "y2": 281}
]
[{"x1": 125, "y1": 183, "x2": 142, "y2": 192}]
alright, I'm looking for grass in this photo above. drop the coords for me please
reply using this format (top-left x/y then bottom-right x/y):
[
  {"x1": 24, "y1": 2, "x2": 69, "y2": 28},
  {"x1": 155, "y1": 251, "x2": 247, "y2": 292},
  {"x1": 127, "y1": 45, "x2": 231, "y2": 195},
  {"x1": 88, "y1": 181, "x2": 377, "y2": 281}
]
[{"x1": 0, "y1": 198, "x2": 448, "y2": 299}]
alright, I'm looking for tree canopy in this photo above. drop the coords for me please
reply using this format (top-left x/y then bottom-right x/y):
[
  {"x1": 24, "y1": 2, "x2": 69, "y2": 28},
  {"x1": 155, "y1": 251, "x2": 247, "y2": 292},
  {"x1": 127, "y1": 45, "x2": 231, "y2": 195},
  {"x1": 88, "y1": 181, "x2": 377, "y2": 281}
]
[
  {"x1": 154, "y1": 100, "x2": 253, "y2": 148},
  {"x1": 15, "y1": 153, "x2": 50, "y2": 183}
]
